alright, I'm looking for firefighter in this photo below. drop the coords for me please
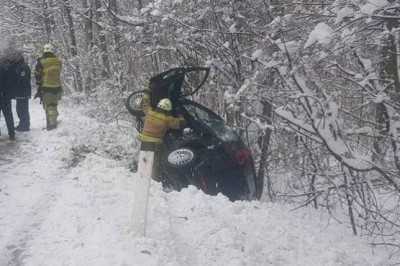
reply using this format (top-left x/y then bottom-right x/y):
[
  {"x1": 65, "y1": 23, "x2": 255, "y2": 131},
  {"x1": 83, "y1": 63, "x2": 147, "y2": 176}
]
[
  {"x1": 34, "y1": 43, "x2": 62, "y2": 130},
  {"x1": 13, "y1": 51, "x2": 31, "y2": 131},
  {"x1": 139, "y1": 97, "x2": 186, "y2": 181}
]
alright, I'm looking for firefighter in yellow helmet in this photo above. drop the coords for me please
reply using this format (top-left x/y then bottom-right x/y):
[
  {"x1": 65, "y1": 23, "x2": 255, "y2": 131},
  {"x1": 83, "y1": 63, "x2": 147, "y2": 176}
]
[
  {"x1": 34, "y1": 43, "x2": 62, "y2": 130},
  {"x1": 139, "y1": 97, "x2": 186, "y2": 181}
]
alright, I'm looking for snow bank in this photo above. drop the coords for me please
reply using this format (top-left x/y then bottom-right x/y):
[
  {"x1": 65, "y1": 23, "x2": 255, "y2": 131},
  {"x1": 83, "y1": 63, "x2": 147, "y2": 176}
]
[{"x1": 0, "y1": 99, "x2": 392, "y2": 266}]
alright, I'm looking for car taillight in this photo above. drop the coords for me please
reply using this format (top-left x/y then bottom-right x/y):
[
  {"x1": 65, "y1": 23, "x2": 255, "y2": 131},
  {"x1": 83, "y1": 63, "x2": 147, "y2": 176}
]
[{"x1": 235, "y1": 148, "x2": 250, "y2": 165}]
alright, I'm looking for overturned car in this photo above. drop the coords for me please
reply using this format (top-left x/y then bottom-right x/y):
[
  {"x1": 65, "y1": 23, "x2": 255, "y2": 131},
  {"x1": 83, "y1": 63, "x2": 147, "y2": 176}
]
[{"x1": 126, "y1": 67, "x2": 259, "y2": 201}]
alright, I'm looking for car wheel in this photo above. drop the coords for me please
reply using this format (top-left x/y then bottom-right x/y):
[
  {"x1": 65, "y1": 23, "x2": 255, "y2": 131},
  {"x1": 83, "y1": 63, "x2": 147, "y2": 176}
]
[
  {"x1": 125, "y1": 91, "x2": 146, "y2": 116},
  {"x1": 166, "y1": 148, "x2": 196, "y2": 168}
]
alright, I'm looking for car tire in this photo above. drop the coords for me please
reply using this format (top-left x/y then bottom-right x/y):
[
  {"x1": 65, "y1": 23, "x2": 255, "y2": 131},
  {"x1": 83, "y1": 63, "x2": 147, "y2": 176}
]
[
  {"x1": 125, "y1": 91, "x2": 146, "y2": 116},
  {"x1": 166, "y1": 148, "x2": 196, "y2": 170}
]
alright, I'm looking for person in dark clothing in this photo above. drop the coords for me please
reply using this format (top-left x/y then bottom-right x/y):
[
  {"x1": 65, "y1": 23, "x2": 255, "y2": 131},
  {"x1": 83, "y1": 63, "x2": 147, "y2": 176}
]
[
  {"x1": 13, "y1": 52, "x2": 31, "y2": 131},
  {"x1": 0, "y1": 57, "x2": 16, "y2": 140}
]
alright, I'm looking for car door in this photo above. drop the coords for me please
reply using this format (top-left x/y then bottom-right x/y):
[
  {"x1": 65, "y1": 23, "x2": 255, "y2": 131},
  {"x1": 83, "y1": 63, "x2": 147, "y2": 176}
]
[{"x1": 148, "y1": 67, "x2": 210, "y2": 110}]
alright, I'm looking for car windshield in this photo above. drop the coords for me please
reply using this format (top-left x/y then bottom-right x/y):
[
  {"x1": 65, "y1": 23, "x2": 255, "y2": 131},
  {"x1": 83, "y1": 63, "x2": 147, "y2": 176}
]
[{"x1": 184, "y1": 104, "x2": 239, "y2": 142}]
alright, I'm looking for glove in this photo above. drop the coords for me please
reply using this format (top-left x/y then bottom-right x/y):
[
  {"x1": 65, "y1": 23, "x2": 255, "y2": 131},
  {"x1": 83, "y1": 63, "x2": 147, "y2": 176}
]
[{"x1": 183, "y1": 127, "x2": 194, "y2": 136}]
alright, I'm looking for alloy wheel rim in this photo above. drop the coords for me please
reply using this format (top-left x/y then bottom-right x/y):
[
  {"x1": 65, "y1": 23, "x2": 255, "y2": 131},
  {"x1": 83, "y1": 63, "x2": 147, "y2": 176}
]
[
  {"x1": 130, "y1": 93, "x2": 144, "y2": 111},
  {"x1": 168, "y1": 149, "x2": 194, "y2": 165}
]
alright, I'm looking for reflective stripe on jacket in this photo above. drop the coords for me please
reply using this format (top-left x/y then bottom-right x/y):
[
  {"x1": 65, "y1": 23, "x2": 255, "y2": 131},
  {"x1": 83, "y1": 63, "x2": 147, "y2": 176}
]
[
  {"x1": 140, "y1": 96, "x2": 185, "y2": 144},
  {"x1": 35, "y1": 56, "x2": 62, "y2": 88}
]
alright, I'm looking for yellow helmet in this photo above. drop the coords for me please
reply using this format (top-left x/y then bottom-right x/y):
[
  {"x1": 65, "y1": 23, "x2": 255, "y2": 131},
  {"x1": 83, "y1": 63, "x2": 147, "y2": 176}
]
[
  {"x1": 157, "y1": 98, "x2": 172, "y2": 111},
  {"x1": 43, "y1": 43, "x2": 55, "y2": 54}
]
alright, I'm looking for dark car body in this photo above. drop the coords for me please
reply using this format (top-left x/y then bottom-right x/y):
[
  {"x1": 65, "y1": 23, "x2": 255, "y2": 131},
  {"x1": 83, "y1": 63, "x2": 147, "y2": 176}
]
[{"x1": 126, "y1": 68, "x2": 259, "y2": 201}]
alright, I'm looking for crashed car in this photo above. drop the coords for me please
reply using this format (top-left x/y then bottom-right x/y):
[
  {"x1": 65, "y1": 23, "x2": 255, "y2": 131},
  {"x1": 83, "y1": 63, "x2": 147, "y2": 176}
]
[{"x1": 126, "y1": 67, "x2": 259, "y2": 201}]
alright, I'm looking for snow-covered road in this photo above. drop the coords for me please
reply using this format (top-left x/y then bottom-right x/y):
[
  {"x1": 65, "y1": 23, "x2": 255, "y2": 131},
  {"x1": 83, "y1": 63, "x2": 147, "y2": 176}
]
[{"x1": 0, "y1": 99, "x2": 393, "y2": 265}]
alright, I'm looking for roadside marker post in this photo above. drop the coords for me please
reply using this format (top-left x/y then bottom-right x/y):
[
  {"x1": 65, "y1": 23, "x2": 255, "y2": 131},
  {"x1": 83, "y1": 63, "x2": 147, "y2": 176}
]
[{"x1": 131, "y1": 145, "x2": 154, "y2": 237}]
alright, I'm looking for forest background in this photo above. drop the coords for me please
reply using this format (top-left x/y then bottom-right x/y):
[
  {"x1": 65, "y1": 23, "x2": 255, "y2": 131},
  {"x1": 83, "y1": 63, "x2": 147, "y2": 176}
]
[{"x1": 1, "y1": 0, "x2": 399, "y2": 260}]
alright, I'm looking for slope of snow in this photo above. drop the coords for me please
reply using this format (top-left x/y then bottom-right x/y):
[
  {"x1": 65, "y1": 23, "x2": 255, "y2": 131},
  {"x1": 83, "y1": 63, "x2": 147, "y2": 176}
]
[{"x1": 0, "y1": 99, "x2": 393, "y2": 265}]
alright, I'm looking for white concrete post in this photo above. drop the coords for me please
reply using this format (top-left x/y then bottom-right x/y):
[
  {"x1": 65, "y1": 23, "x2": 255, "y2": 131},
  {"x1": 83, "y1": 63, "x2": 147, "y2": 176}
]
[{"x1": 131, "y1": 149, "x2": 154, "y2": 237}]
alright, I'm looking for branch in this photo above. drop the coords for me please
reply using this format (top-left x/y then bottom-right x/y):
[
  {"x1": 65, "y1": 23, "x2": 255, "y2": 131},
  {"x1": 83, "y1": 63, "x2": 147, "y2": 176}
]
[{"x1": 105, "y1": 2, "x2": 146, "y2": 27}]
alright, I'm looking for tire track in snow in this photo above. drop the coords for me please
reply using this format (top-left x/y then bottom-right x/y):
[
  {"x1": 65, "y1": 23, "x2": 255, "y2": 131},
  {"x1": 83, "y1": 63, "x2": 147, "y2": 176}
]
[
  {"x1": 0, "y1": 102, "x2": 69, "y2": 266},
  {"x1": 1, "y1": 187, "x2": 60, "y2": 266}
]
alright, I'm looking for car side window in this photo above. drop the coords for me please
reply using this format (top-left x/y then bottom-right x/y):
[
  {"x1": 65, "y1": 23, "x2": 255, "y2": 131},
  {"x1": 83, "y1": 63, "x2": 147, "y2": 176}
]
[
  {"x1": 184, "y1": 103, "x2": 239, "y2": 141},
  {"x1": 185, "y1": 104, "x2": 213, "y2": 121}
]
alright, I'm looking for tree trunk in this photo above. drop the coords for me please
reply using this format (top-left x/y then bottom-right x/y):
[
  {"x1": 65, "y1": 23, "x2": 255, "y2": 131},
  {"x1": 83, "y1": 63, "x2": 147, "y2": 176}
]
[
  {"x1": 109, "y1": 0, "x2": 121, "y2": 56},
  {"x1": 109, "y1": 0, "x2": 125, "y2": 91},
  {"x1": 82, "y1": 0, "x2": 94, "y2": 92},
  {"x1": 94, "y1": 0, "x2": 110, "y2": 78},
  {"x1": 384, "y1": 18, "x2": 400, "y2": 100},
  {"x1": 64, "y1": 0, "x2": 83, "y2": 92},
  {"x1": 372, "y1": 103, "x2": 387, "y2": 161},
  {"x1": 256, "y1": 100, "x2": 273, "y2": 200},
  {"x1": 373, "y1": 16, "x2": 399, "y2": 162},
  {"x1": 138, "y1": 0, "x2": 142, "y2": 11},
  {"x1": 82, "y1": 0, "x2": 94, "y2": 51},
  {"x1": 373, "y1": 17, "x2": 400, "y2": 160},
  {"x1": 42, "y1": 0, "x2": 54, "y2": 40},
  {"x1": 344, "y1": 170, "x2": 358, "y2": 236}
]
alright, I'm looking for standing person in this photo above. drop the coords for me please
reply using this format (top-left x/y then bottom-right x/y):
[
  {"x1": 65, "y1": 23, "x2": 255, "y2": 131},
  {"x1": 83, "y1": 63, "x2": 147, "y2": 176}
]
[
  {"x1": 34, "y1": 43, "x2": 62, "y2": 131},
  {"x1": 139, "y1": 97, "x2": 186, "y2": 181},
  {"x1": 0, "y1": 55, "x2": 16, "y2": 140},
  {"x1": 13, "y1": 51, "x2": 31, "y2": 131}
]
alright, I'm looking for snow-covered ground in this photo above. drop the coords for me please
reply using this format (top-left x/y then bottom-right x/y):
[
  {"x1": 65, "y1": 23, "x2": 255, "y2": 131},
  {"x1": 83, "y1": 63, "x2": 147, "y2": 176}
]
[{"x1": 0, "y1": 99, "x2": 394, "y2": 266}]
